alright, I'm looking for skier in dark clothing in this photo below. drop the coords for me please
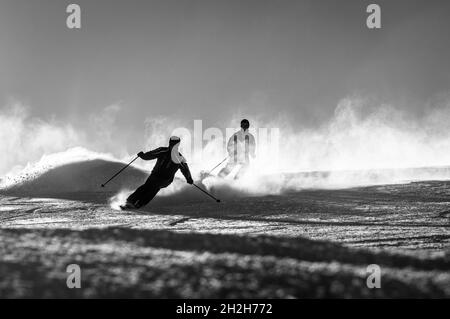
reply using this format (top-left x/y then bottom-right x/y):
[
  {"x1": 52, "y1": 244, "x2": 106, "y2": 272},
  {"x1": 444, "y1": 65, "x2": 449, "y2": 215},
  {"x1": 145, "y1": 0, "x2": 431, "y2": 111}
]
[{"x1": 122, "y1": 136, "x2": 193, "y2": 209}]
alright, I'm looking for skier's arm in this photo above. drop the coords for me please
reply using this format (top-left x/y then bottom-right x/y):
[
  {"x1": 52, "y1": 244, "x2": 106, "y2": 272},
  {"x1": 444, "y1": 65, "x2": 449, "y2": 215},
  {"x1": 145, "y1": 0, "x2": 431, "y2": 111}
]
[
  {"x1": 179, "y1": 162, "x2": 194, "y2": 184},
  {"x1": 226, "y1": 134, "x2": 235, "y2": 155},
  {"x1": 138, "y1": 147, "x2": 165, "y2": 160},
  {"x1": 249, "y1": 134, "x2": 256, "y2": 158}
]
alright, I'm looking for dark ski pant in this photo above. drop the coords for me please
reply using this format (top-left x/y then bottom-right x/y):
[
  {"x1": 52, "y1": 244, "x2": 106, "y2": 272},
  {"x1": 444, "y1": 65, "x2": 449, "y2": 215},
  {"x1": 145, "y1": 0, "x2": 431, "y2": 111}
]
[{"x1": 127, "y1": 175, "x2": 171, "y2": 208}]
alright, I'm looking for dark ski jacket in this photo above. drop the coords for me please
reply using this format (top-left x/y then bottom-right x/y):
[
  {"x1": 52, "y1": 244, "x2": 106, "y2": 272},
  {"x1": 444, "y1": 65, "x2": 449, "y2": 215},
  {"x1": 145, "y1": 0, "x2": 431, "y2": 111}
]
[{"x1": 139, "y1": 147, "x2": 193, "y2": 183}]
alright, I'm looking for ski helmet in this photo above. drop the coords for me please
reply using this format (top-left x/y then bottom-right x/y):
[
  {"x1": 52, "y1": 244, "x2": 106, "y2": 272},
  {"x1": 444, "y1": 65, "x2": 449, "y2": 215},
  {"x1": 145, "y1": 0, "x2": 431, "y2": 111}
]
[
  {"x1": 241, "y1": 119, "x2": 250, "y2": 130},
  {"x1": 169, "y1": 136, "x2": 181, "y2": 147}
]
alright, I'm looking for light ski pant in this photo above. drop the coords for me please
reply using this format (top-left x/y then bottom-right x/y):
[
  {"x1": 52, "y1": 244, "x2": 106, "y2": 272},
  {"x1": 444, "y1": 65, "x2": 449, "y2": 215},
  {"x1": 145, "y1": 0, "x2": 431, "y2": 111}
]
[
  {"x1": 218, "y1": 162, "x2": 250, "y2": 179},
  {"x1": 219, "y1": 134, "x2": 251, "y2": 178}
]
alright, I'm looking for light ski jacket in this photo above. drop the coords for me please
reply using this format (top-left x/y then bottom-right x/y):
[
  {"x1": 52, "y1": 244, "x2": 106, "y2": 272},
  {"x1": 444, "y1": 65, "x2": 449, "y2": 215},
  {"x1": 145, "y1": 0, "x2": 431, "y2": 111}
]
[{"x1": 227, "y1": 129, "x2": 256, "y2": 164}]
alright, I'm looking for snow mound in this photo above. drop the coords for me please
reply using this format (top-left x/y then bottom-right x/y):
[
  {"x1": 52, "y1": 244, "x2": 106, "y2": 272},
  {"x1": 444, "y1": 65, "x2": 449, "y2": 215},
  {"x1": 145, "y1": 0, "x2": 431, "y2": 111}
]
[{"x1": 1, "y1": 159, "x2": 148, "y2": 196}]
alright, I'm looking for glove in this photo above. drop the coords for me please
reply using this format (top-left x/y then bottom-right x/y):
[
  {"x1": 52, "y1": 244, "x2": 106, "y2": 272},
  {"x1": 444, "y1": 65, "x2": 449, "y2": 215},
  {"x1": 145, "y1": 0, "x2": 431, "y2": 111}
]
[
  {"x1": 186, "y1": 177, "x2": 194, "y2": 185},
  {"x1": 137, "y1": 151, "x2": 145, "y2": 158}
]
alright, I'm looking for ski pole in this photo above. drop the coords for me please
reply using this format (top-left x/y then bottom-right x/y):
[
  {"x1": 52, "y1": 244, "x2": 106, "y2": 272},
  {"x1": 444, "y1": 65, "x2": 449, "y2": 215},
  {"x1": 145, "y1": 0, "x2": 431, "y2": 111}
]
[
  {"x1": 101, "y1": 156, "x2": 139, "y2": 188},
  {"x1": 207, "y1": 157, "x2": 228, "y2": 174},
  {"x1": 192, "y1": 183, "x2": 221, "y2": 203}
]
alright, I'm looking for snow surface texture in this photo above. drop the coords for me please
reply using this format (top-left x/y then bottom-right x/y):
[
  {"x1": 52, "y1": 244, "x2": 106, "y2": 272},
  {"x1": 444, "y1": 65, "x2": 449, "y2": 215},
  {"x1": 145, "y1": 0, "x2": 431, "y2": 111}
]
[
  {"x1": 0, "y1": 150, "x2": 449, "y2": 298},
  {"x1": 0, "y1": 181, "x2": 449, "y2": 298}
]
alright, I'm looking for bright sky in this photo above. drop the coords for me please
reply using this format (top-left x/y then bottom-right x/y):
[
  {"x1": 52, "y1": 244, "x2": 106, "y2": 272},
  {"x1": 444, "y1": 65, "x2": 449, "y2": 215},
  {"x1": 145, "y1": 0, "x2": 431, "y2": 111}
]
[{"x1": 1, "y1": 0, "x2": 449, "y2": 135}]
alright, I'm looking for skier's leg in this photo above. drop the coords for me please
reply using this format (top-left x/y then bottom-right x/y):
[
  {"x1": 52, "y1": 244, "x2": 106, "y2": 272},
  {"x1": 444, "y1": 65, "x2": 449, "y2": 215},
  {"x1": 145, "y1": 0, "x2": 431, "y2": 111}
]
[
  {"x1": 133, "y1": 176, "x2": 170, "y2": 208},
  {"x1": 218, "y1": 162, "x2": 235, "y2": 177},
  {"x1": 234, "y1": 163, "x2": 250, "y2": 179},
  {"x1": 127, "y1": 175, "x2": 158, "y2": 206},
  {"x1": 134, "y1": 183, "x2": 161, "y2": 208},
  {"x1": 126, "y1": 183, "x2": 148, "y2": 205}
]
